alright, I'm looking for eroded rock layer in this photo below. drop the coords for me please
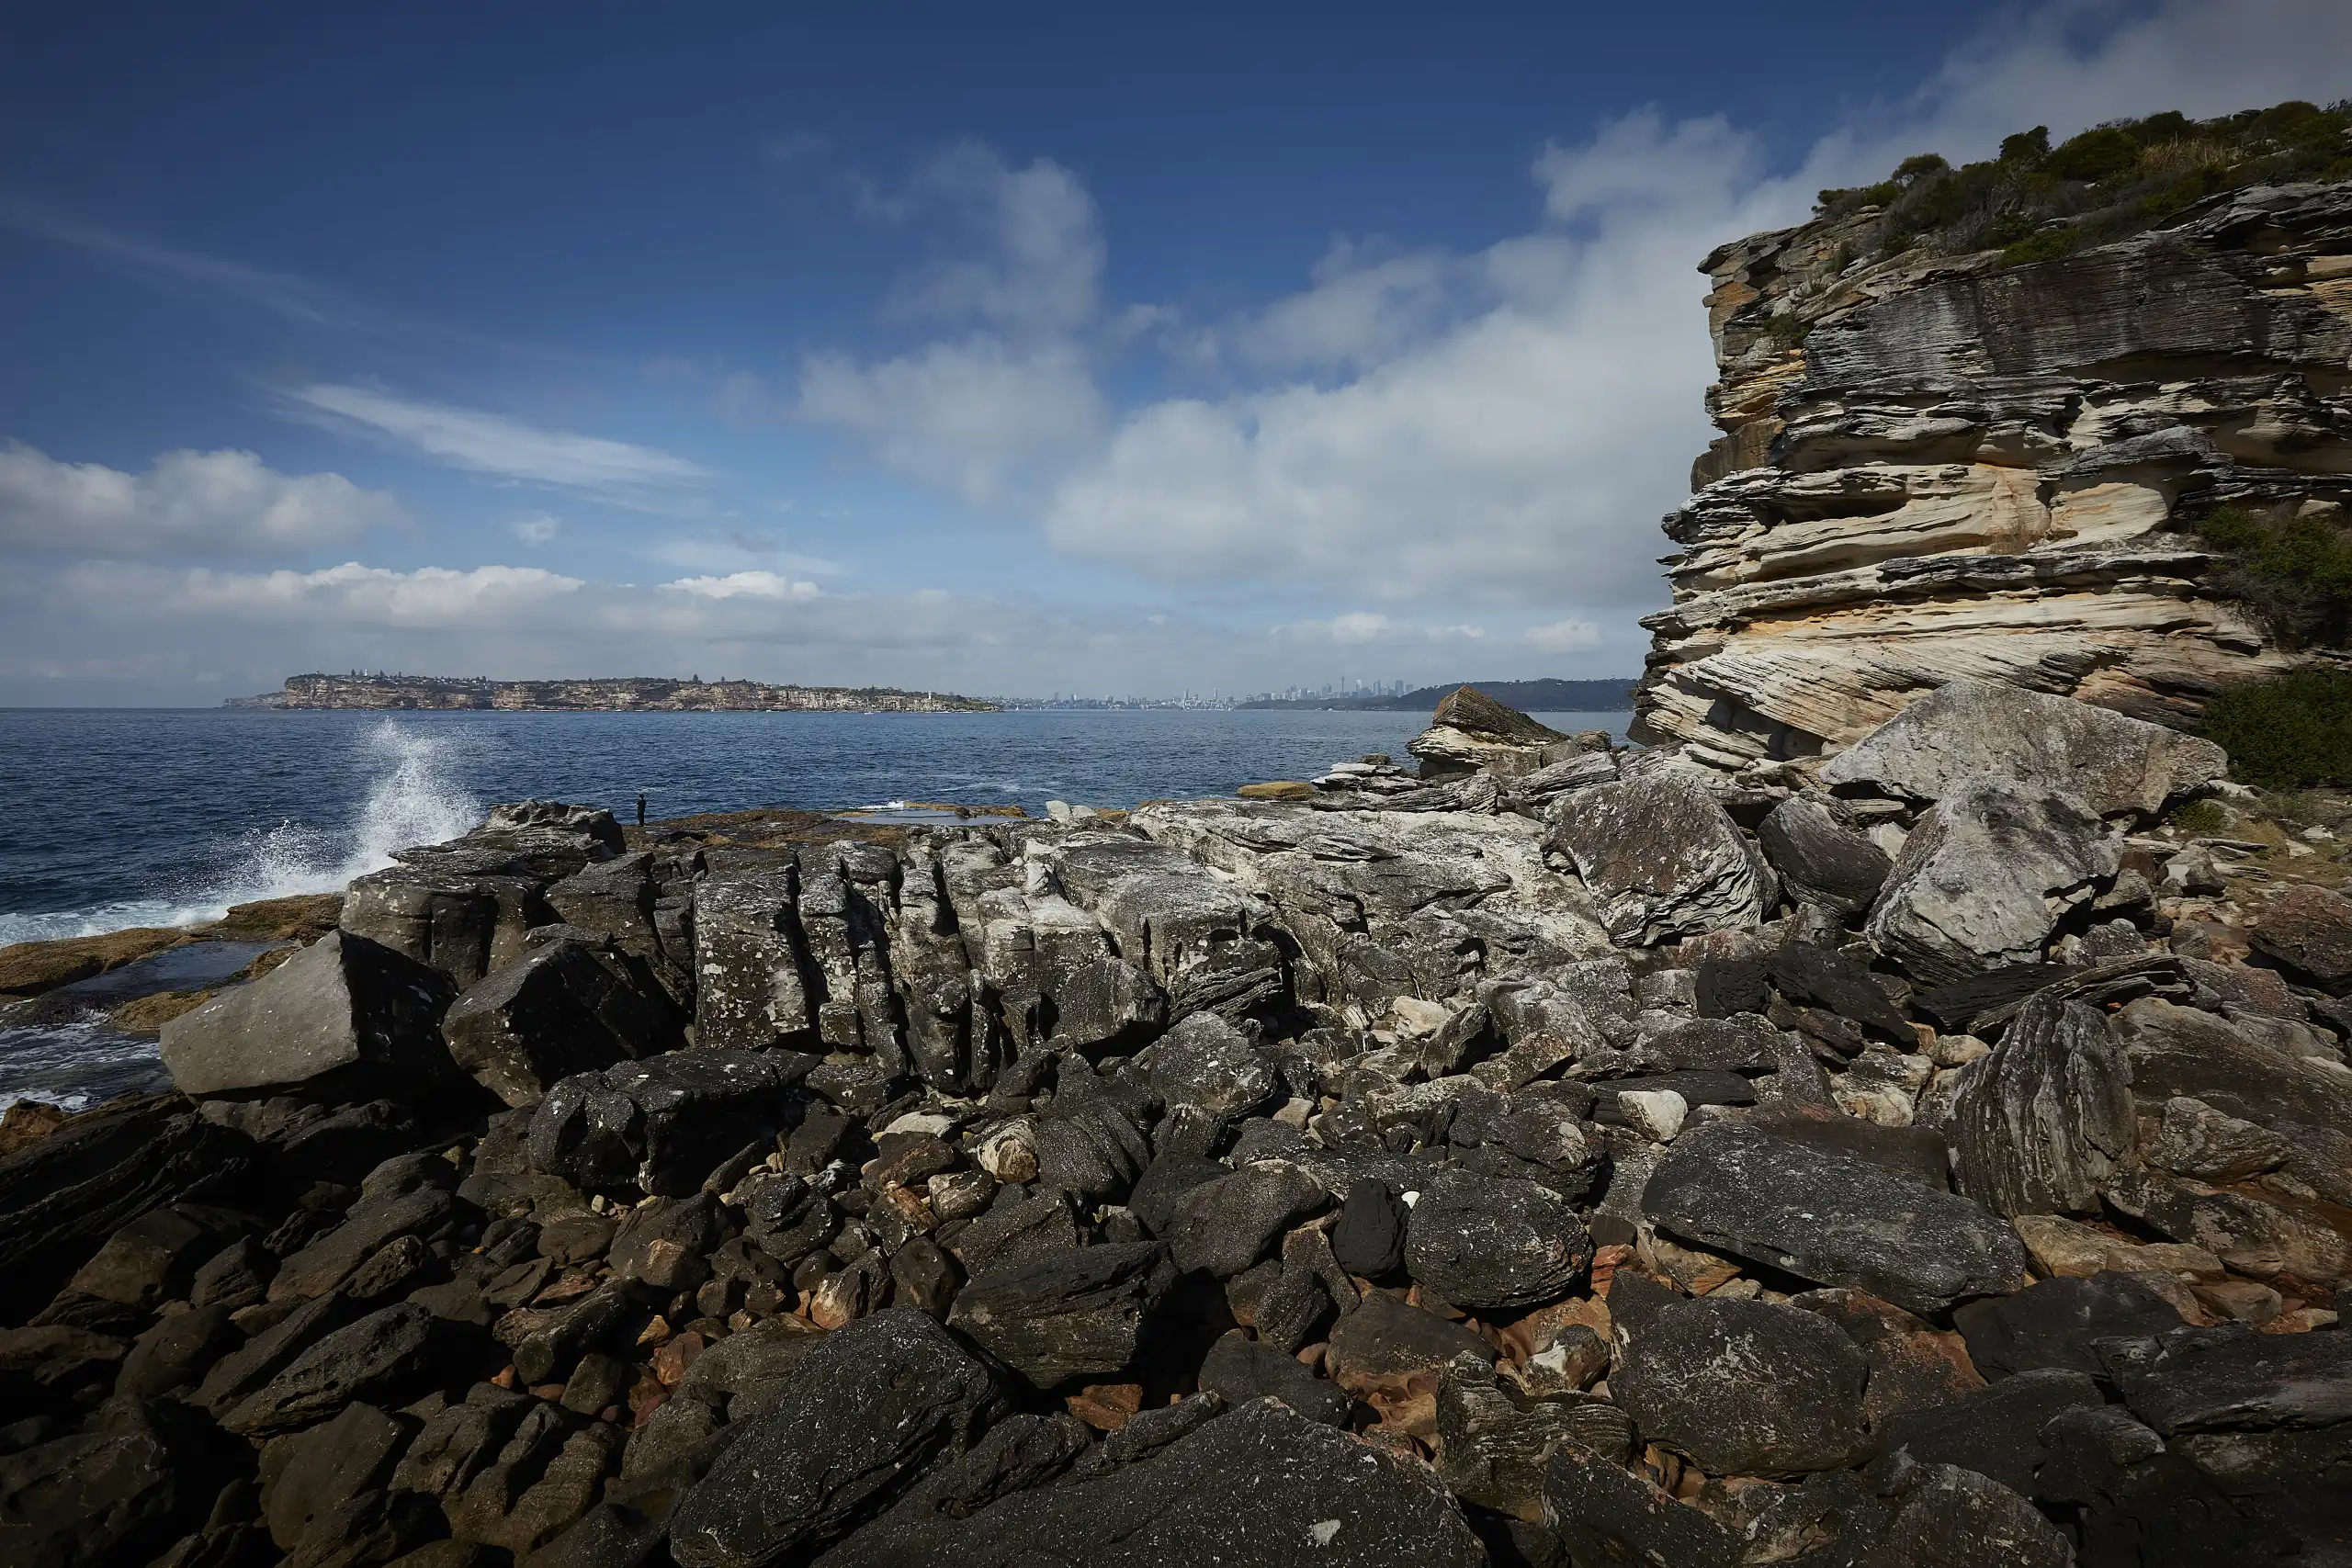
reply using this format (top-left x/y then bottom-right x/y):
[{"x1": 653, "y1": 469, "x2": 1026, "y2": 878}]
[{"x1": 1634, "y1": 180, "x2": 2352, "y2": 767}]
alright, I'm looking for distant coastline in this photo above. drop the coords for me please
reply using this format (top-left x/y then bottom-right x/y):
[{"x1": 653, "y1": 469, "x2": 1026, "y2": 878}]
[
  {"x1": 1236, "y1": 677, "x2": 1636, "y2": 713},
  {"x1": 228, "y1": 673, "x2": 998, "y2": 713}
]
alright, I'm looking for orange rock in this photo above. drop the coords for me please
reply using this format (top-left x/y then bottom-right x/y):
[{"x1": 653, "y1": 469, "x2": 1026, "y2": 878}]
[
  {"x1": 1066, "y1": 1382, "x2": 1144, "y2": 1432},
  {"x1": 651, "y1": 1330, "x2": 706, "y2": 1387}
]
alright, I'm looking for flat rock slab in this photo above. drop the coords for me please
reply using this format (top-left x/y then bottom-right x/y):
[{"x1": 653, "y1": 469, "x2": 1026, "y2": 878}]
[
  {"x1": 824, "y1": 1397, "x2": 1487, "y2": 1567},
  {"x1": 160, "y1": 931, "x2": 458, "y2": 1101},
  {"x1": 947, "y1": 1242, "x2": 1171, "y2": 1390},
  {"x1": 1643, "y1": 1122, "x2": 2029, "y2": 1315},
  {"x1": 1821, "y1": 679, "x2": 2225, "y2": 818}
]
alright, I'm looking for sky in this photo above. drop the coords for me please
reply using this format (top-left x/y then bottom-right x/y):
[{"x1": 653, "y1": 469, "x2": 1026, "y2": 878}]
[{"x1": 1, "y1": 2, "x2": 2346, "y2": 705}]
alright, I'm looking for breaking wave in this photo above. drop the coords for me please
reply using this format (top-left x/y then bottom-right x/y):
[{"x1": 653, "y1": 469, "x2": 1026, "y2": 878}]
[{"x1": 0, "y1": 720, "x2": 481, "y2": 944}]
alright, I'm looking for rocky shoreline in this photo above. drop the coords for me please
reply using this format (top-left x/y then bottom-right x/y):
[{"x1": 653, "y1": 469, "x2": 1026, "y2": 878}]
[{"x1": 1, "y1": 681, "x2": 2346, "y2": 1567}]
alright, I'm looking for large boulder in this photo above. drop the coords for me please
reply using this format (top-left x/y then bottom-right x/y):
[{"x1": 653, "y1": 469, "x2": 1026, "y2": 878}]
[
  {"x1": 820, "y1": 1397, "x2": 1487, "y2": 1567},
  {"x1": 0, "y1": 1398, "x2": 213, "y2": 1568},
  {"x1": 1546, "y1": 773, "x2": 1767, "y2": 945},
  {"x1": 1408, "y1": 686, "x2": 1570, "y2": 780},
  {"x1": 1864, "y1": 783, "x2": 2119, "y2": 984},
  {"x1": 442, "y1": 938, "x2": 671, "y2": 1107},
  {"x1": 669, "y1": 1309, "x2": 1008, "y2": 1568},
  {"x1": 1756, "y1": 796, "x2": 1894, "y2": 915},
  {"x1": 1160, "y1": 1163, "x2": 1326, "y2": 1280},
  {"x1": 1951, "y1": 990, "x2": 2137, "y2": 1218},
  {"x1": 1644, "y1": 1122, "x2": 2030, "y2": 1315},
  {"x1": 2114, "y1": 996, "x2": 2352, "y2": 1207},
  {"x1": 1147, "y1": 1012, "x2": 1276, "y2": 1122},
  {"x1": 691, "y1": 868, "x2": 818, "y2": 1052},
  {"x1": 1821, "y1": 679, "x2": 2226, "y2": 818},
  {"x1": 1610, "y1": 1289, "x2": 1871, "y2": 1476},
  {"x1": 1404, "y1": 1168, "x2": 1592, "y2": 1312},
  {"x1": 160, "y1": 930, "x2": 459, "y2": 1100},
  {"x1": 220, "y1": 1303, "x2": 459, "y2": 1437},
  {"x1": 526, "y1": 1048, "x2": 811, "y2": 1198},
  {"x1": 1544, "y1": 1440, "x2": 1739, "y2": 1568},
  {"x1": 946, "y1": 1242, "x2": 1171, "y2": 1389},
  {"x1": 2250, "y1": 883, "x2": 2352, "y2": 994}
]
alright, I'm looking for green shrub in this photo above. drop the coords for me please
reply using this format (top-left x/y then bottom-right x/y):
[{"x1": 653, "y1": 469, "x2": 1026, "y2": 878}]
[
  {"x1": 2048, "y1": 126, "x2": 2143, "y2": 183},
  {"x1": 2001, "y1": 228, "x2": 2081, "y2": 265},
  {"x1": 2199, "y1": 670, "x2": 2352, "y2": 788},
  {"x1": 2194, "y1": 503, "x2": 2352, "y2": 646},
  {"x1": 2166, "y1": 797, "x2": 2232, "y2": 836},
  {"x1": 2000, "y1": 126, "x2": 2052, "y2": 164},
  {"x1": 1763, "y1": 314, "x2": 1810, "y2": 348}
]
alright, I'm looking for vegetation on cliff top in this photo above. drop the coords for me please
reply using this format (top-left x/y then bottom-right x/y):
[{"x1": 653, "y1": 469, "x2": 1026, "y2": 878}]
[
  {"x1": 1815, "y1": 98, "x2": 2352, "y2": 267},
  {"x1": 2199, "y1": 668, "x2": 2352, "y2": 790},
  {"x1": 2193, "y1": 503, "x2": 2352, "y2": 650}
]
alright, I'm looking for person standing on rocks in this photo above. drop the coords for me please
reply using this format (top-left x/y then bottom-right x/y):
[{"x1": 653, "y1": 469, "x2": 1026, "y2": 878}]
[{"x1": 637, "y1": 792, "x2": 647, "y2": 828}]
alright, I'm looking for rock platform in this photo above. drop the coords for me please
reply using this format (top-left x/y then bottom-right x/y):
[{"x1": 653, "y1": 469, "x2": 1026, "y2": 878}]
[{"x1": 1, "y1": 686, "x2": 2348, "y2": 1567}]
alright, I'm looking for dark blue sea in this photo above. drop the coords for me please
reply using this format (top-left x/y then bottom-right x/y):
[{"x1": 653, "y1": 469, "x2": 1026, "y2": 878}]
[{"x1": 0, "y1": 706, "x2": 1625, "y2": 1108}]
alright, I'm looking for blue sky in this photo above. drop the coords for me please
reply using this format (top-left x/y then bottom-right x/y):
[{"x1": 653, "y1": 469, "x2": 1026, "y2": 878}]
[{"x1": 2, "y1": 1, "x2": 2345, "y2": 703}]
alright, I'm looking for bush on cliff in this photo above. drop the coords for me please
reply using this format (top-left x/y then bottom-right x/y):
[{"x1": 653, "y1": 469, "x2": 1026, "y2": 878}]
[
  {"x1": 2195, "y1": 502, "x2": 2352, "y2": 649},
  {"x1": 2199, "y1": 670, "x2": 2352, "y2": 789},
  {"x1": 1814, "y1": 98, "x2": 2352, "y2": 265}
]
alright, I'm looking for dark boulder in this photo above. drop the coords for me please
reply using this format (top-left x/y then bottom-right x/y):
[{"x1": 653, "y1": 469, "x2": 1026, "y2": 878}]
[
  {"x1": 1757, "y1": 797, "x2": 1892, "y2": 916},
  {"x1": 1641, "y1": 1122, "x2": 2027, "y2": 1315},
  {"x1": 159, "y1": 931, "x2": 460, "y2": 1101},
  {"x1": 669, "y1": 1308, "x2": 1009, "y2": 1568},
  {"x1": 1953, "y1": 1273, "x2": 2187, "y2": 1382},
  {"x1": 606, "y1": 1193, "x2": 722, "y2": 1293},
  {"x1": 1611, "y1": 1294, "x2": 1870, "y2": 1476},
  {"x1": 947, "y1": 1242, "x2": 1171, "y2": 1389},
  {"x1": 2250, "y1": 883, "x2": 2352, "y2": 993},
  {"x1": 1543, "y1": 1440, "x2": 1739, "y2": 1568},
  {"x1": 1404, "y1": 1169, "x2": 1591, "y2": 1313},
  {"x1": 1951, "y1": 989, "x2": 2136, "y2": 1218},
  {"x1": 443, "y1": 939, "x2": 672, "y2": 1108},
  {"x1": 691, "y1": 868, "x2": 817, "y2": 1052},
  {"x1": 0, "y1": 1096, "x2": 254, "y2": 1323},
  {"x1": 527, "y1": 1049, "x2": 811, "y2": 1198},
  {"x1": 1868, "y1": 1368, "x2": 2104, "y2": 1496},
  {"x1": 820, "y1": 1397, "x2": 1486, "y2": 1568},
  {"x1": 1147, "y1": 1012, "x2": 1276, "y2": 1121},
  {"x1": 1160, "y1": 1162, "x2": 1326, "y2": 1280},
  {"x1": 1545, "y1": 774, "x2": 1766, "y2": 944},
  {"x1": 0, "y1": 1397, "x2": 213, "y2": 1568},
  {"x1": 1326, "y1": 1290, "x2": 1495, "y2": 1433},
  {"x1": 52, "y1": 1204, "x2": 250, "y2": 1316},
  {"x1": 1765, "y1": 942, "x2": 1912, "y2": 1043},
  {"x1": 1329, "y1": 1178, "x2": 1407, "y2": 1277},
  {"x1": 221, "y1": 1303, "x2": 459, "y2": 1437},
  {"x1": 809, "y1": 1413, "x2": 1094, "y2": 1568},
  {"x1": 1196, "y1": 1332, "x2": 1351, "y2": 1426},
  {"x1": 2098, "y1": 1322, "x2": 2352, "y2": 1437},
  {"x1": 259, "y1": 1400, "x2": 414, "y2": 1553},
  {"x1": 116, "y1": 1304, "x2": 239, "y2": 1398}
]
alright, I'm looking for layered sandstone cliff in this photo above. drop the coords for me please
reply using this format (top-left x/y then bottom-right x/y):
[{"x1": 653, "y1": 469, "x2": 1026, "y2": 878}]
[{"x1": 1633, "y1": 174, "x2": 2352, "y2": 771}]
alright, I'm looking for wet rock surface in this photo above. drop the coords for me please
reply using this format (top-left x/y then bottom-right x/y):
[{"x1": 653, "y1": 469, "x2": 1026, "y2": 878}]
[{"x1": 1, "y1": 681, "x2": 2348, "y2": 1567}]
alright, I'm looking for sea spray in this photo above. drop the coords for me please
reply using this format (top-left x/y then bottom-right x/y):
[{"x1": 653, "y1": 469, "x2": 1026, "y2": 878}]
[{"x1": 0, "y1": 719, "x2": 482, "y2": 944}]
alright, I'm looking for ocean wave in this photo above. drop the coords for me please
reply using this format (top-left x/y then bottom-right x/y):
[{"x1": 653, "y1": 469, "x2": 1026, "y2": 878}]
[{"x1": 0, "y1": 719, "x2": 481, "y2": 946}]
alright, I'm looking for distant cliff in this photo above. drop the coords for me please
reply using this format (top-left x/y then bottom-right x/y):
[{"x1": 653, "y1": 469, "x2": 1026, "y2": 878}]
[
  {"x1": 1635, "y1": 100, "x2": 2352, "y2": 771},
  {"x1": 266, "y1": 674, "x2": 998, "y2": 713}
]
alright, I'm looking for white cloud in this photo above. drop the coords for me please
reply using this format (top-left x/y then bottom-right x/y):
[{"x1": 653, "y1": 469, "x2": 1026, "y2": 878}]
[
  {"x1": 661, "y1": 570, "x2": 822, "y2": 602},
  {"x1": 142, "y1": 561, "x2": 587, "y2": 624},
  {"x1": 510, "y1": 513, "x2": 563, "y2": 546},
  {"x1": 1525, "y1": 618, "x2": 1601, "y2": 652},
  {"x1": 0, "y1": 442, "x2": 397, "y2": 557},
  {"x1": 1279, "y1": 612, "x2": 1488, "y2": 645},
  {"x1": 794, "y1": 144, "x2": 1116, "y2": 508},
  {"x1": 285, "y1": 383, "x2": 715, "y2": 501},
  {"x1": 0, "y1": 197, "x2": 358, "y2": 328}
]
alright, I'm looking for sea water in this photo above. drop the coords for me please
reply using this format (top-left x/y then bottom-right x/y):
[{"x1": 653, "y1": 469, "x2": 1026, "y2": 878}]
[{"x1": 0, "y1": 705, "x2": 1627, "y2": 1106}]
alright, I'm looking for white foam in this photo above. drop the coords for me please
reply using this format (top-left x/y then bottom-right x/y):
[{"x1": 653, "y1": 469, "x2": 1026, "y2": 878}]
[{"x1": 0, "y1": 719, "x2": 482, "y2": 945}]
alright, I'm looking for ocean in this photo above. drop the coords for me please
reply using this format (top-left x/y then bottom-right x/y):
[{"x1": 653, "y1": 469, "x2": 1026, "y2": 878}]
[{"x1": 0, "y1": 705, "x2": 1627, "y2": 1108}]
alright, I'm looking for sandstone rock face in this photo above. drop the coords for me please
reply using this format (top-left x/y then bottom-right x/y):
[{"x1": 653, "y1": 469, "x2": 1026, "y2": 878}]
[
  {"x1": 1635, "y1": 185, "x2": 2352, "y2": 768},
  {"x1": 1408, "y1": 685, "x2": 1571, "y2": 779}
]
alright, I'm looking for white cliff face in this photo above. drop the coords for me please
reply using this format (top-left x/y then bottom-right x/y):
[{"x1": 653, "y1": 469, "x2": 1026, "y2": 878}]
[{"x1": 1634, "y1": 183, "x2": 2352, "y2": 770}]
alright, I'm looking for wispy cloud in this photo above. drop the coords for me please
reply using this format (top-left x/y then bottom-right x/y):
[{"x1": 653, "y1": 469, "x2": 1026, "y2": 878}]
[
  {"x1": 0, "y1": 197, "x2": 362, "y2": 328},
  {"x1": 283, "y1": 382, "x2": 716, "y2": 503}
]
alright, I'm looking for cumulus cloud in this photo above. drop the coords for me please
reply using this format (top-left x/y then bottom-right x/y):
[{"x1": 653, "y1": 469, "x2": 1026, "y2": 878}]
[
  {"x1": 661, "y1": 570, "x2": 822, "y2": 602},
  {"x1": 793, "y1": 144, "x2": 1115, "y2": 508},
  {"x1": 1277, "y1": 612, "x2": 1489, "y2": 645},
  {"x1": 0, "y1": 442, "x2": 398, "y2": 557},
  {"x1": 141, "y1": 561, "x2": 587, "y2": 624},
  {"x1": 285, "y1": 383, "x2": 715, "y2": 502}
]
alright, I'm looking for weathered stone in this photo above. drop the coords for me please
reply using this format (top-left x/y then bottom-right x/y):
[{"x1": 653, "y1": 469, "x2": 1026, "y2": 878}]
[
  {"x1": 1865, "y1": 784, "x2": 2119, "y2": 984},
  {"x1": 948, "y1": 1242, "x2": 1170, "y2": 1389},
  {"x1": 691, "y1": 869, "x2": 817, "y2": 1051},
  {"x1": 443, "y1": 939, "x2": 670, "y2": 1108},
  {"x1": 1409, "y1": 686, "x2": 1569, "y2": 778},
  {"x1": 1611, "y1": 1292, "x2": 1870, "y2": 1475},
  {"x1": 527, "y1": 1049, "x2": 808, "y2": 1198},
  {"x1": 160, "y1": 931, "x2": 459, "y2": 1100},
  {"x1": 223, "y1": 1303, "x2": 457, "y2": 1437},
  {"x1": 1330, "y1": 1178, "x2": 1407, "y2": 1278},
  {"x1": 1758, "y1": 796, "x2": 1893, "y2": 915},
  {"x1": 1953, "y1": 1274, "x2": 2187, "y2": 1382},
  {"x1": 2250, "y1": 884, "x2": 2352, "y2": 992},
  {"x1": 823, "y1": 1397, "x2": 1486, "y2": 1567},
  {"x1": 1950, "y1": 989, "x2": 2136, "y2": 1217},
  {"x1": 260, "y1": 1400, "x2": 414, "y2": 1552},
  {"x1": 1147, "y1": 1011, "x2": 1276, "y2": 1121},
  {"x1": 1766, "y1": 942, "x2": 1913, "y2": 1043},
  {"x1": 1791, "y1": 1288, "x2": 1984, "y2": 1428},
  {"x1": 1822, "y1": 681, "x2": 2227, "y2": 818},
  {"x1": 607, "y1": 1193, "x2": 721, "y2": 1293},
  {"x1": 1643, "y1": 1122, "x2": 2028, "y2": 1315},
  {"x1": 1868, "y1": 1368, "x2": 2104, "y2": 1496},
  {"x1": 1432, "y1": 1354, "x2": 1600, "y2": 1521},
  {"x1": 669, "y1": 1309, "x2": 1008, "y2": 1568},
  {"x1": 1327, "y1": 1290, "x2": 1495, "y2": 1436},
  {"x1": 1161, "y1": 1163, "x2": 1326, "y2": 1280},
  {"x1": 2144, "y1": 1094, "x2": 2292, "y2": 1182},
  {"x1": 1404, "y1": 1168, "x2": 1591, "y2": 1312},
  {"x1": 0, "y1": 1397, "x2": 209, "y2": 1568},
  {"x1": 116, "y1": 1304, "x2": 239, "y2": 1397},
  {"x1": 1544, "y1": 1439, "x2": 1738, "y2": 1568},
  {"x1": 270, "y1": 1188, "x2": 456, "y2": 1303},
  {"x1": 2114, "y1": 996, "x2": 2352, "y2": 1206},
  {"x1": 1546, "y1": 774, "x2": 1765, "y2": 944},
  {"x1": 1196, "y1": 1332, "x2": 1351, "y2": 1426}
]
